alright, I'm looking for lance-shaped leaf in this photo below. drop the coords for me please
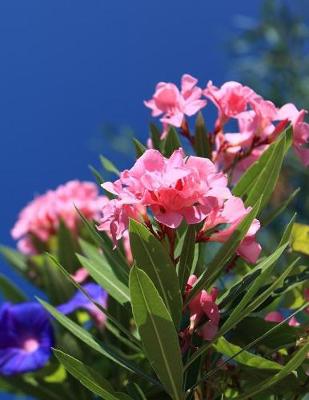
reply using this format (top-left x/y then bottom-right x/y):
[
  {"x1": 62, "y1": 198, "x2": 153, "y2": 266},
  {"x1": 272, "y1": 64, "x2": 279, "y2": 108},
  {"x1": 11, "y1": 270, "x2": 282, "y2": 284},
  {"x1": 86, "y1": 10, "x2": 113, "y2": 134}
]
[
  {"x1": 0, "y1": 274, "x2": 27, "y2": 302},
  {"x1": 0, "y1": 245, "x2": 27, "y2": 272},
  {"x1": 76, "y1": 208, "x2": 129, "y2": 277},
  {"x1": 54, "y1": 350, "x2": 133, "y2": 400},
  {"x1": 185, "y1": 248, "x2": 294, "y2": 371},
  {"x1": 89, "y1": 164, "x2": 105, "y2": 186},
  {"x1": 233, "y1": 126, "x2": 291, "y2": 200},
  {"x1": 235, "y1": 342, "x2": 309, "y2": 400},
  {"x1": 185, "y1": 200, "x2": 260, "y2": 304},
  {"x1": 221, "y1": 243, "x2": 288, "y2": 329},
  {"x1": 48, "y1": 253, "x2": 141, "y2": 349},
  {"x1": 129, "y1": 220, "x2": 182, "y2": 327},
  {"x1": 133, "y1": 138, "x2": 147, "y2": 158},
  {"x1": 149, "y1": 123, "x2": 161, "y2": 150},
  {"x1": 244, "y1": 133, "x2": 286, "y2": 211},
  {"x1": 39, "y1": 299, "x2": 158, "y2": 385},
  {"x1": 100, "y1": 155, "x2": 120, "y2": 176},
  {"x1": 177, "y1": 225, "x2": 197, "y2": 291},
  {"x1": 214, "y1": 337, "x2": 283, "y2": 371},
  {"x1": 222, "y1": 256, "x2": 298, "y2": 335},
  {"x1": 130, "y1": 267, "x2": 183, "y2": 400},
  {"x1": 57, "y1": 220, "x2": 78, "y2": 274},
  {"x1": 163, "y1": 127, "x2": 182, "y2": 157},
  {"x1": 262, "y1": 188, "x2": 300, "y2": 227},
  {"x1": 194, "y1": 112, "x2": 211, "y2": 158},
  {"x1": 77, "y1": 253, "x2": 130, "y2": 305}
]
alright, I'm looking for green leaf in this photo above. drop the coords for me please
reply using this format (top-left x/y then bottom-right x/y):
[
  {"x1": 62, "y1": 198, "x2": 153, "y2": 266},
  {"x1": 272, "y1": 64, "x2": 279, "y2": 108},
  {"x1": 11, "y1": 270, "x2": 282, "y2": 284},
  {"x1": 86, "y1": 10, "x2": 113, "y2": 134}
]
[
  {"x1": 129, "y1": 220, "x2": 182, "y2": 327},
  {"x1": 185, "y1": 304, "x2": 308, "y2": 394},
  {"x1": 39, "y1": 299, "x2": 158, "y2": 385},
  {"x1": 100, "y1": 155, "x2": 120, "y2": 175},
  {"x1": 291, "y1": 222, "x2": 309, "y2": 255},
  {"x1": 76, "y1": 208, "x2": 129, "y2": 278},
  {"x1": 48, "y1": 253, "x2": 140, "y2": 349},
  {"x1": 0, "y1": 245, "x2": 27, "y2": 272},
  {"x1": 54, "y1": 350, "x2": 133, "y2": 400},
  {"x1": 185, "y1": 245, "x2": 292, "y2": 371},
  {"x1": 79, "y1": 238, "x2": 128, "y2": 283},
  {"x1": 77, "y1": 253, "x2": 130, "y2": 305},
  {"x1": 89, "y1": 164, "x2": 105, "y2": 186},
  {"x1": 177, "y1": 225, "x2": 197, "y2": 291},
  {"x1": 279, "y1": 213, "x2": 297, "y2": 247},
  {"x1": 0, "y1": 273, "x2": 27, "y2": 302},
  {"x1": 0, "y1": 376, "x2": 63, "y2": 400},
  {"x1": 149, "y1": 123, "x2": 161, "y2": 150},
  {"x1": 235, "y1": 342, "x2": 309, "y2": 400},
  {"x1": 163, "y1": 127, "x2": 182, "y2": 157},
  {"x1": 129, "y1": 267, "x2": 183, "y2": 400},
  {"x1": 185, "y1": 200, "x2": 260, "y2": 304},
  {"x1": 244, "y1": 132, "x2": 287, "y2": 211},
  {"x1": 221, "y1": 243, "x2": 288, "y2": 324},
  {"x1": 262, "y1": 188, "x2": 300, "y2": 227},
  {"x1": 222, "y1": 255, "x2": 298, "y2": 335},
  {"x1": 57, "y1": 220, "x2": 78, "y2": 273},
  {"x1": 233, "y1": 126, "x2": 291, "y2": 201},
  {"x1": 194, "y1": 112, "x2": 211, "y2": 158},
  {"x1": 42, "y1": 255, "x2": 75, "y2": 304},
  {"x1": 132, "y1": 138, "x2": 146, "y2": 158},
  {"x1": 214, "y1": 337, "x2": 283, "y2": 371}
]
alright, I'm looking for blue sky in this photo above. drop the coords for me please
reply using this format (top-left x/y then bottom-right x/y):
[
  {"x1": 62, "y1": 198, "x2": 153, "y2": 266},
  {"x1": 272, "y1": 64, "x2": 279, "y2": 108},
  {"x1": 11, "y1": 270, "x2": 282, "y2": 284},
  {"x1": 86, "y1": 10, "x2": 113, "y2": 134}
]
[{"x1": 0, "y1": 0, "x2": 263, "y2": 398}]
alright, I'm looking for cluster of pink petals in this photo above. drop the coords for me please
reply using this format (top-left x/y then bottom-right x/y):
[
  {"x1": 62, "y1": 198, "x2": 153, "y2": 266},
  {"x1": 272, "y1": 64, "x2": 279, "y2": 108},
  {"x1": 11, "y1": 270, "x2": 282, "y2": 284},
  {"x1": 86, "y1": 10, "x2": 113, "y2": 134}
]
[
  {"x1": 144, "y1": 74, "x2": 206, "y2": 135},
  {"x1": 98, "y1": 148, "x2": 261, "y2": 263},
  {"x1": 145, "y1": 75, "x2": 309, "y2": 179},
  {"x1": 187, "y1": 275, "x2": 220, "y2": 341},
  {"x1": 265, "y1": 311, "x2": 300, "y2": 327},
  {"x1": 202, "y1": 197, "x2": 261, "y2": 263},
  {"x1": 12, "y1": 180, "x2": 107, "y2": 254},
  {"x1": 206, "y1": 81, "x2": 309, "y2": 175}
]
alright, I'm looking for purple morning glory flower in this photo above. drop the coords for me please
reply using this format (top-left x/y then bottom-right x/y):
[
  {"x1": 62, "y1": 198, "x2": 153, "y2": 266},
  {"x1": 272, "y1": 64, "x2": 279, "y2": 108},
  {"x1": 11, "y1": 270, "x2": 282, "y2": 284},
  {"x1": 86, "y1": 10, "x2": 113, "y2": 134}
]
[
  {"x1": 57, "y1": 283, "x2": 108, "y2": 327},
  {"x1": 0, "y1": 302, "x2": 54, "y2": 376}
]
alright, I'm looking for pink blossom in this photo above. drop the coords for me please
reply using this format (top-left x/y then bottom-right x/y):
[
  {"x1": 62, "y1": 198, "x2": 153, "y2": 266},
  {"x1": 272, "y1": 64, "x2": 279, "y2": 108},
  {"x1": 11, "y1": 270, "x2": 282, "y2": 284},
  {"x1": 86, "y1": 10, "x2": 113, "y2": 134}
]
[
  {"x1": 144, "y1": 74, "x2": 206, "y2": 129},
  {"x1": 12, "y1": 180, "x2": 106, "y2": 254},
  {"x1": 99, "y1": 149, "x2": 261, "y2": 262},
  {"x1": 100, "y1": 149, "x2": 231, "y2": 234},
  {"x1": 187, "y1": 275, "x2": 220, "y2": 341},
  {"x1": 204, "y1": 81, "x2": 256, "y2": 128},
  {"x1": 278, "y1": 104, "x2": 309, "y2": 166},
  {"x1": 201, "y1": 197, "x2": 261, "y2": 264},
  {"x1": 97, "y1": 199, "x2": 145, "y2": 247},
  {"x1": 265, "y1": 311, "x2": 300, "y2": 327}
]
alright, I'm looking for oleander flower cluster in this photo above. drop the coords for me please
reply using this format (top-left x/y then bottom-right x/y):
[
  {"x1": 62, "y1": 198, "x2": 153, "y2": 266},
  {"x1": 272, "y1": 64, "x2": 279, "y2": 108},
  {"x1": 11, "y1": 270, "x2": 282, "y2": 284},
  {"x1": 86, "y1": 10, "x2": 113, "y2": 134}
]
[
  {"x1": 98, "y1": 148, "x2": 261, "y2": 263},
  {"x1": 11, "y1": 180, "x2": 106, "y2": 254},
  {"x1": 0, "y1": 73, "x2": 308, "y2": 400},
  {"x1": 145, "y1": 75, "x2": 309, "y2": 181}
]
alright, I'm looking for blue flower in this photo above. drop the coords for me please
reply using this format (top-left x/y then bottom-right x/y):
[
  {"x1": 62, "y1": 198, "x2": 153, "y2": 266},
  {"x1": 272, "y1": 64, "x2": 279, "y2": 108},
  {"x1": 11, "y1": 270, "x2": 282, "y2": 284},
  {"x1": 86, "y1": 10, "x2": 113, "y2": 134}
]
[
  {"x1": 0, "y1": 302, "x2": 54, "y2": 376},
  {"x1": 57, "y1": 283, "x2": 108, "y2": 326}
]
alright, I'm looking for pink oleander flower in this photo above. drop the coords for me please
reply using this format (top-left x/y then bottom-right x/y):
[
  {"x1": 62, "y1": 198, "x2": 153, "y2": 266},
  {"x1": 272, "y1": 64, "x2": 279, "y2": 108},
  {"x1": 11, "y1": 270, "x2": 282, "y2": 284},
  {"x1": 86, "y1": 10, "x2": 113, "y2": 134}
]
[
  {"x1": 97, "y1": 199, "x2": 145, "y2": 247},
  {"x1": 204, "y1": 81, "x2": 256, "y2": 129},
  {"x1": 201, "y1": 196, "x2": 261, "y2": 264},
  {"x1": 265, "y1": 311, "x2": 300, "y2": 327},
  {"x1": 99, "y1": 149, "x2": 261, "y2": 262},
  {"x1": 144, "y1": 74, "x2": 206, "y2": 132},
  {"x1": 11, "y1": 180, "x2": 107, "y2": 254},
  {"x1": 187, "y1": 275, "x2": 220, "y2": 341},
  {"x1": 278, "y1": 103, "x2": 309, "y2": 166},
  {"x1": 100, "y1": 148, "x2": 231, "y2": 232}
]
